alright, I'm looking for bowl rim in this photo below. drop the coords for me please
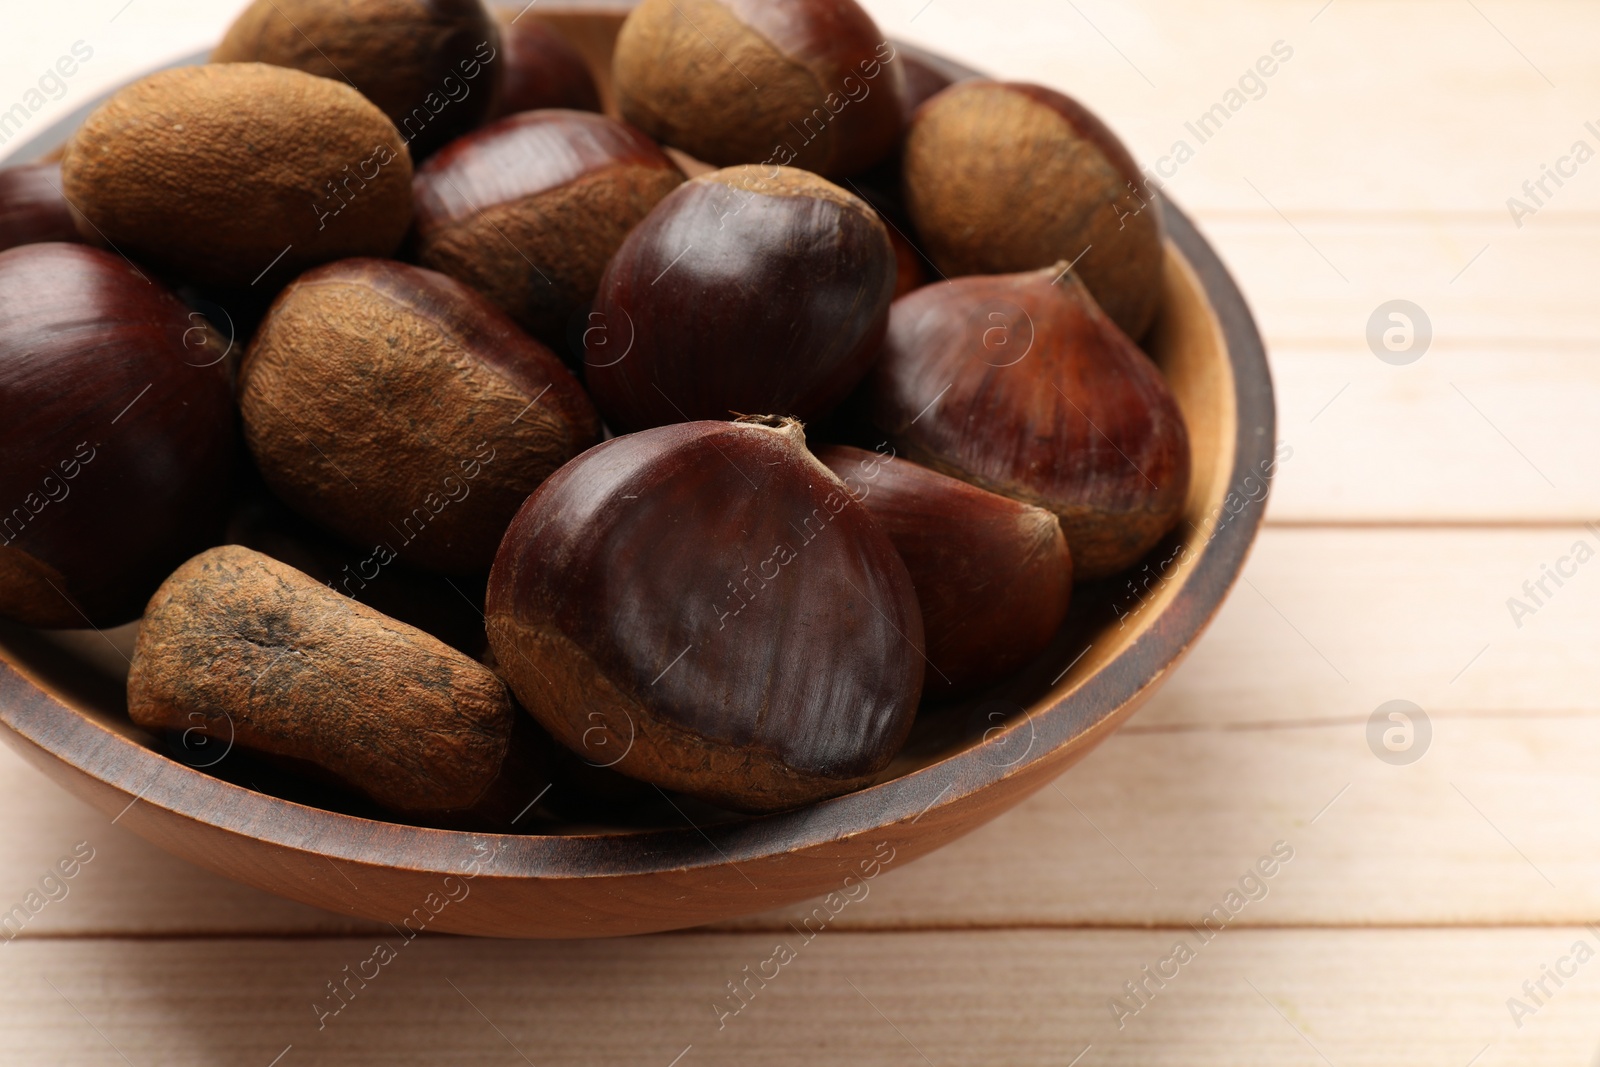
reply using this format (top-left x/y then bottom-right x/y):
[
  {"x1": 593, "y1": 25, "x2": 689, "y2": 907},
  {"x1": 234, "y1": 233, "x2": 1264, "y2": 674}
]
[{"x1": 0, "y1": 27, "x2": 1275, "y2": 885}]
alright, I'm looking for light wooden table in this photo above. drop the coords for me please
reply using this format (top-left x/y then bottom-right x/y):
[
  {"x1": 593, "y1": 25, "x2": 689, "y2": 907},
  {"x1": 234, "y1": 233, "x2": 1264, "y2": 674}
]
[{"x1": 4, "y1": 1, "x2": 1599, "y2": 1063}]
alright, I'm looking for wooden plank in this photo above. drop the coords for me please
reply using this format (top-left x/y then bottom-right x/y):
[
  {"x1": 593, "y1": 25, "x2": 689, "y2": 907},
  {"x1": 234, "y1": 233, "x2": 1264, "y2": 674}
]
[
  {"x1": 883, "y1": 0, "x2": 1600, "y2": 216},
  {"x1": 2, "y1": 931, "x2": 1599, "y2": 1065},
  {"x1": 5, "y1": 529, "x2": 1600, "y2": 935}
]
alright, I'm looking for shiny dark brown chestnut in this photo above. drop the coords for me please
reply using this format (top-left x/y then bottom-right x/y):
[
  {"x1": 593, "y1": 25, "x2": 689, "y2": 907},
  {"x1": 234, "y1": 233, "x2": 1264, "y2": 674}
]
[
  {"x1": 213, "y1": 0, "x2": 502, "y2": 159},
  {"x1": 585, "y1": 165, "x2": 896, "y2": 432},
  {"x1": 0, "y1": 163, "x2": 79, "y2": 254},
  {"x1": 0, "y1": 243, "x2": 235, "y2": 628},
  {"x1": 238, "y1": 258, "x2": 602, "y2": 574},
  {"x1": 485, "y1": 417, "x2": 924, "y2": 813},
  {"x1": 871, "y1": 265, "x2": 1191, "y2": 580},
  {"x1": 489, "y1": 11, "x2": 602, "y2": 118},
  {"x1": 903, "y1": 80, "x2": 1165, "y2": 340},
  {"x1": 818, "y1": 445, "x2": 1072, "y2": 697},
  {"x1": 613, "y1": 0, "x2": 906, "y2": 177},
  {"x1": 412, "y1": 110, "x2": 684, "y2": 345}
]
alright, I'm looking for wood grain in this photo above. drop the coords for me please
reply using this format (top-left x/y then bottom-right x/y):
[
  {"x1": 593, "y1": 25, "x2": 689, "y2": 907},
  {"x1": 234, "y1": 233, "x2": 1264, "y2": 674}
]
[{"x1": 3, "y1": 931, "x2": 1599, "y2": 1065}]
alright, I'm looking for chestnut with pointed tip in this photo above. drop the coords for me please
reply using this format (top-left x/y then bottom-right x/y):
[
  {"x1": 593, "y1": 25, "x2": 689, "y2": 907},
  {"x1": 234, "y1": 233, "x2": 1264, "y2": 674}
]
[
  {"x1": 818, "y1": 445, "x2": 1072, "y2": 696},
  {"x1": 213, "y1": 0, "x2": 502, "y2": 158},
  {"x1": 585, "y1": 165, "x2": 896, "y2": 432},
  {"x1": 485, "y1": 417, "x2": 925, "y2": 813},
  {"x1": 613, "y1": 0, "x2": 906, "y2": 177},
  {"x1": 412, "y1": 110, "x2": 685, "y2": 346},
  {"x1": 489, "y1": 12, "x2": 602, "y2": 118},
  {"x1": 871, "y1": 265, "x2": 1191, "y2": 580},
  {"x1": 238, "y1": 258, "x2": 602, "y2": 574},
  {"x1": 903, "y1": 79, "x2": 1164, "y2": 340},
  {"x1": 0, "y1": 243, "x2": 235, "y2": 628},
  {"x1": 0, "y1": 163, "x2": 79, "y2": 253}
]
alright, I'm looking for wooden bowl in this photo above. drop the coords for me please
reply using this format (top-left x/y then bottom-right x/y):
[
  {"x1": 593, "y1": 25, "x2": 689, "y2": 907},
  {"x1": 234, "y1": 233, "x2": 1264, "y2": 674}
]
[{"x1": 0, "y1": 3, "x2": 1275, "y2": 939}]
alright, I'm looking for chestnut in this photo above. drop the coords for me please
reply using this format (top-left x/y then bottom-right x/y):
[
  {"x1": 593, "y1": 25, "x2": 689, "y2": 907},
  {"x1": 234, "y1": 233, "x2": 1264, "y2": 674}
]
[
  {"x1": 871, "y1": 265, "x2": 1191, "y2": 580},
  {"x1": 62, "y1": 64, "x2": 413, "y2": 290},
  {"x1": 585, "y1": 165, "x2": 896, "y2": 432},
  {"x1": 900, "y1": 53, "x2": 957, "y2": 124},
  {"x1": 213, "y1": 0, "x2": 501, "y2": 159},
  {"x1": 238, "y1": 258, "x2": 602, "y2": 574},
  {"x1": 0, "y1": 163, "x2": 79, "y2": 253},
  {"x1": 485, "y1": 417, "x2": 924, "y2": 813},
  {"x1": 612, "y1": 0, "x2": 906, "y2": 178},
  {"x1": 903, "y1": 80, "x2": 1164, "y2": 340},
  {"x1": 0, "y1": 243, "x2": 235, "y2": 628},
  {"x1": 411, "y1": 110, "x2": 685, "y2": 346},
  {"x1": 817, "y1": 445, "x2": 1072, "y2": 697},
  {"x1": 489, "y1": 12, "x2": 602, "y2": 118},
  {"x1": 128, "y1": 546, "x2": 518, "y2": 819}
]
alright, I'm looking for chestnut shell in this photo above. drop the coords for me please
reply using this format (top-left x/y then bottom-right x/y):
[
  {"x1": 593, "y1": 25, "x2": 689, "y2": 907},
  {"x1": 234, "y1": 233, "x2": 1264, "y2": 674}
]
[
  {"x1": 871, "y1": 265, "x2": 1191, "y2": 580},
  {"x1": 489, "y1": 13, "x2": 602, "y2": 118},
  {"x1": 0, "y1": 243, "x2": 235, "y2": 627},
  {"x1": 818, "y1": 445, "x2": 1072, "y2": 697},
  {"x1": 412, "y1": 110, "x2": 685, "y2": 346},
  {"x1": 585, "y1": 166, "x2": 896, "y2": 432},
  {"x1": 0, "y1": 163, "x2": 79, "y2": 254},
  {"x1": 903, "y1": 80, "x2": 1165, "y2": 340},
  {"x1": 612, "y1": 0, "x2": 907, "y2": 177},
  {"x1": 237, "y1": 258, "x2": 602, "y2": 574},
  {"x1": 485, "y1": 418, "x2": 925, "y2": 813},
  {"x1": 213, "y1": 0, "x2": 502, "y2": 159}
]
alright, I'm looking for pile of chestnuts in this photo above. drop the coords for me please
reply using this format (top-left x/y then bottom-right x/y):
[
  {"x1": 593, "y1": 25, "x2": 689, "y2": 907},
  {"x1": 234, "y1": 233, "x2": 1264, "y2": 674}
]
[{"x1": 0, "y1": 0, "x2": 1191, "y2": 823}]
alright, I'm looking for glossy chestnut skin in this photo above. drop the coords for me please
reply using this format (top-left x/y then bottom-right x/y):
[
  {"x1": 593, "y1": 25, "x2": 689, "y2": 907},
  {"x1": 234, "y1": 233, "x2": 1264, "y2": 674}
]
[
  {"x1": 214, "y1": 0, "x2": 502, "y2": 159},
  {"x1": 818, "y1": 445, "x2": 1072, "y2": 697},
  {"x1": 899, "y1": 53, "x2": 956, "y2": 124},
  {"x1": 489, "y1": 12, "x2": 602, "y2": 118},
  {"x1": 412, "y1": 110, "x2": 684, "y2": 346},
  {"x1": 238, "y1": 258, "x2": 602, "y2": 574},
  {"x1": 871, "y1": 265, "x2": 1191, "y2": 580},
  {"x1": 903, "y1": 80, "x2": 1165, "y2": 340},
  {"x1": 613, "y1": 0, "x2": 906, "y2": 177},
  {"x1": 0, "y1": 243, "x2": 235, "y2": 628},
  {"x1": 485, "y1": 417, "x2": 925, "y2": 813},
  {"x1": 585, "y1": 165, "x2": 896, "y2": 432},
  {"x1": 0, "y1": 163, "x2": 79, "y2": 253}
]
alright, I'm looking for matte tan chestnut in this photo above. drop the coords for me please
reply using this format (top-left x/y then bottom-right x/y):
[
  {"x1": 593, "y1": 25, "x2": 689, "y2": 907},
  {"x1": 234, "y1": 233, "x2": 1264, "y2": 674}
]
[
  {"x1": 871, "y1": 265, "x2": 1191, "y2": 580},
  {"x1": 127, "y1": 546, "x2": 516, "y2": 818},
  {"x1": 214, "y1": 0, "x2": 502, "y2": 158},
  {"x1": 903, "y1": 80, "x2": 1164, "y2": 340},
  {"x1": 61, "y1": 64, "x2": 413, "y2": 289},
  {"x1": 238, "y1": 258, "x2": 601, "y2": 573},
  {"x1": 412, "y1": 110, "x2": 684, "y2": 345},
  {"x1": 612, "y1": 0, "x2": 906, "y2": 177},
  {"x1": 818, "y1": 445, "x2": 1072, "y2": 697}
]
